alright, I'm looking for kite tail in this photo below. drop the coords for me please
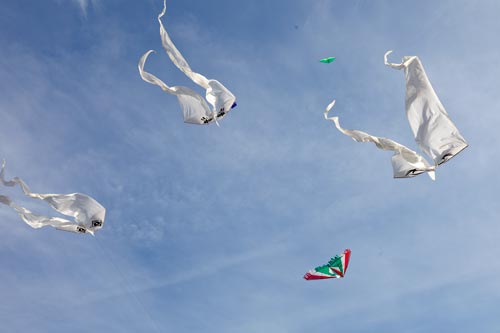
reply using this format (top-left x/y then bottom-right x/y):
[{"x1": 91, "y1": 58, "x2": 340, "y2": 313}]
[
  {"x1": 138, "y1": 50, "x2": 176, "y2": 94},
  {"x1": 384, "y1": 50, "x2": 404, "y2": 69},
  {"x1": 0, "y1": 161, "x2": 100, "y2": 234},
  {"x1": 0, "y1": 194, "x2": 12, "y2": 207},
  {"x1": 384, "y1": 50, "x2": 399, "y2": 68},
  {"x1": 0, "y1": 163, "x2": 72, "y2": 231},
  {"x1": 1, "y1": 161, "x2": 39, "y2": 212},
  {"x1": 0, "y1": 160, "x2": 16, "y2": 187},
  {"x1": 323, "y1": 99, "x2": 343, "y2": 132},
  {"x1": 384, "y1": 50, "x2": 417, "y2": 70},
  {"x1": 0, "y1": 194, "x2": 32, "y2": 226},
  {"x1": 159, "y1": 0, "x2": 167, "y2": 22},
  {"x1": 323, "y1": 99, "x2": 363, "y2": 139},
  {"x1": 157, "y1": 0, "x2": 209, "y2": 89},
  {"x1": 0, "y1": 195, "x2": 44, "y2": 230},
  {"x1": 323, "y1": 99, "x2": 370, "y2": 141},
  {"x1": 0, "y1": 160, "x2": 45, "y2": 200},
  {"x1": 322, "y1": 101, "x2": 436, "y2": 180}
]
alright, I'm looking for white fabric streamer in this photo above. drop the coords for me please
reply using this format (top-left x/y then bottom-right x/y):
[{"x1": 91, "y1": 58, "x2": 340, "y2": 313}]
[
  {"x1": 324, "y1": 51, "x2": 467, "y2": 179},
  {"x1": 138, "y1": 0, "x2": 236, "y2": 125},
  {"x1": 384, "y1": 51, "x2": 468, "y2": 165},
  {"x1": 0, "y1": 161, "x2": 105, "y2": 235},
  {"x1": 324, "y1": 100, "x2": 436, "y2": 179}
]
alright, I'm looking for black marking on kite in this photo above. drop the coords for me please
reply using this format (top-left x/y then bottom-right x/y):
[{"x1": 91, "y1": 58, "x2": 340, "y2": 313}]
[
  {"x1": 438, "y1": 153, "x2": 454, "y2": 165},
  {"x1": 405, "y1": 169, "x2": 424, "y2": 176},
  {"x1": 92, "y1": 220, "x2": 103, "y2": 228},
  {"x1": 217, "y1": 110, "x2": 226, "y2": 118}
]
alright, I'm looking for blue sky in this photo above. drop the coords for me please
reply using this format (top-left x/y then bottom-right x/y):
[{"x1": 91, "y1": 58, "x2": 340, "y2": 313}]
[{"x1": 1, "y1": 0, "x2": 500, "y2": 332}]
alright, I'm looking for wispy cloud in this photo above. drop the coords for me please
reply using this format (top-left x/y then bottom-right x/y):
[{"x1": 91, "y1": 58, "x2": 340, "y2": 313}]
[{"x1": 73, "y1": 0, "x2": 97, "y2": 16}]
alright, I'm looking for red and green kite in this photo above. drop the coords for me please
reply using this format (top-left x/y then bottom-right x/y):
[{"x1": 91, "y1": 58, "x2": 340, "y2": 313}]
[{"x1": 304, "y1": 249, "x2": 351, "y2": 280}]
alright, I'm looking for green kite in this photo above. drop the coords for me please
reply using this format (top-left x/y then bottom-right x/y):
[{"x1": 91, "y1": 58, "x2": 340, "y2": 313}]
[{"x1": 320, "y1": 57, "x2": 336, "y2": 64}]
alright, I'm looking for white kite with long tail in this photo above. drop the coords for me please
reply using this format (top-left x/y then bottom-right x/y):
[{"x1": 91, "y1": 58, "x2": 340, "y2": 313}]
[
  {"x1": 138, "y1": 0, "x2": 236, "y2": 125},
  {"x1": 324, "y1": 51, "x2": 467, "y2": 179},
  {"x1": 0, "y1": 161, "x2": 105, "y2": 235},
  {"x1": 384, "y1": 51, "x2": 468, "y2": 166}
]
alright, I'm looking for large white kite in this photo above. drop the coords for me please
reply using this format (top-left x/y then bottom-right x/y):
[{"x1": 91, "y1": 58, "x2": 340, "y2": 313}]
[
  {"x1": 324, "y1": 51, "x2": 468, "y2": 179},
  {"x1": 138, "y1": 0, "x2": 236, "y2": 125},
  {"x1": 0, "y1": 161, "x2": 105, "y2": 235}
]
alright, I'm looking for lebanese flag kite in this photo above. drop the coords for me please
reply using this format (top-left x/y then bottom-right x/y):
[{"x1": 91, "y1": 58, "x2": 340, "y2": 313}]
[{"x1": 304, "y1": 249, "x2": 351, "y2": 280}]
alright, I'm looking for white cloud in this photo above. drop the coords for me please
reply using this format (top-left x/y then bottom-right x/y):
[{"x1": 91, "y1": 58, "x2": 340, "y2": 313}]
[{"x1": 73, "y1": 0, "x2": 98, "y2": 16}]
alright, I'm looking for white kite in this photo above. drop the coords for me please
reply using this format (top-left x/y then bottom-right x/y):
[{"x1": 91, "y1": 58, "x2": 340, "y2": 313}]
[
  {"x1": 324, "y1": 51, "x2": 468, "y2": 179},
  {"x1": 0, "y1": 161, "x2": 105, "y2": 235},
  {"x1": 384, "y1": 51, "x2": 468, "y2": 166},
  {"x1": 138, "y1": 0, "x2": 237, "y2": 125}
]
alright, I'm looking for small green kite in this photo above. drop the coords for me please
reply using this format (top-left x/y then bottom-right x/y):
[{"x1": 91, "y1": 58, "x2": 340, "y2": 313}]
[{"x1": 320, "y1": 57, "x2": 336, "y2": 63}]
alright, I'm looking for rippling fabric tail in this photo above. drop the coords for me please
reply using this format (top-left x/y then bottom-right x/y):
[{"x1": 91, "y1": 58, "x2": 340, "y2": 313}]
[
  {"x1": 138, "y1": 50, "x2": 213, "y2": 124},
  {"x1": 324, "y1": 100, "x2": 436, "y2": 179},
  {"x1": 0, "y1": 161, "x2": 105, "y2": 235},
  {"x1": 138, "y1": 0, "x2": 236, "y2": 125}
]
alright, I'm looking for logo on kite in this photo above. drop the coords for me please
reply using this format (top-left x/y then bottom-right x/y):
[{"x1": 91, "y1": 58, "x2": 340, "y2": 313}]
[
  {"x1": 92, "y1": 220, "x2": 103, "y2": 228},
  {"x1": 304, "y1": 249, "x2": 351, "y2": 280},
  {"x1": 320, "y1": 57, "x2": 336, "y2": 64}
]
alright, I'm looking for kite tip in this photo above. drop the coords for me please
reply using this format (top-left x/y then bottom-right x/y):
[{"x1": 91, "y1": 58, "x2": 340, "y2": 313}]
[
  {"x1": 384, "y1": 50, "x2": 395, "y2": 65},
  {"x1": 139, "y1": 50, "x2": 156, "y2": 65},
  {"x1": 140, "y1": 49, "x2": 156, "y2": 59},
  {"x1": 158, "y1": 0, "x2": 167, "y2": 21},
  {"x1": 324, "y1": 99, "x2": 336, "y2": 115}
]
